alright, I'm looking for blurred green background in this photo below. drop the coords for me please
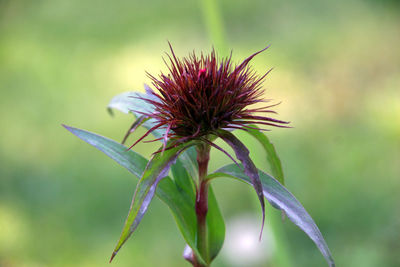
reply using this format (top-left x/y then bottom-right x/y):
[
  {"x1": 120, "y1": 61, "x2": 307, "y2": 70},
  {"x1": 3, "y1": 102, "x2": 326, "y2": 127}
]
[{"x1": 1, "y1": 0, "x2": 399, "y2": 266}]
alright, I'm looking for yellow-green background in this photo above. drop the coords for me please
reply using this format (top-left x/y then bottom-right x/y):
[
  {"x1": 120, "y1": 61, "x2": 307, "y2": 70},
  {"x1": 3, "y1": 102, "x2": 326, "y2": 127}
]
[{"x1": 1, "y1": 0, "x2": 399, "y2": 266}]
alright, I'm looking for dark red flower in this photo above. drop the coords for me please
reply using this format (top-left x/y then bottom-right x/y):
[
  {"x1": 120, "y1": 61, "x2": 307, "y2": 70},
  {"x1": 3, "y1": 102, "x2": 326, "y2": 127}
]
[{"x1": 129, "y1": 44, "x2": 289, "y2": 151}]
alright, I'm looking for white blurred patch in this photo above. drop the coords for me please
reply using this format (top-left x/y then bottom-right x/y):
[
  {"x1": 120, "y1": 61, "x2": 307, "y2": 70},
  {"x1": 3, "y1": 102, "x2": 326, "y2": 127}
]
[{"x1": 221, "y1": 214, "x2": 275, "y2": 267}]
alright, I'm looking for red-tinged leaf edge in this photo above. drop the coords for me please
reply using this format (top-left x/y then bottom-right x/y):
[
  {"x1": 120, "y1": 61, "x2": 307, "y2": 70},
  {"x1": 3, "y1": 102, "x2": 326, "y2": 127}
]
[
  {"x1": 217, "y1": 130, "x2": 265, "y2": 240},
  {"x1": 245, "y1": 125, "x2": 285, "y2": 185},
  {"x1": 63, "y1": 125, "x2": 207, "y2": 265},
  {"x1": 63, "y1": 124, "x2": 146, "y2": 177},
  {"x1": 110, "y1": 140, "x2": 198, "y2": 262},
  {"x1": 209, "y1": 164, "x2": 335, "y2": 267},
  {"x1": 245, "y1": 125, "x2": 287, "y2": 220}
]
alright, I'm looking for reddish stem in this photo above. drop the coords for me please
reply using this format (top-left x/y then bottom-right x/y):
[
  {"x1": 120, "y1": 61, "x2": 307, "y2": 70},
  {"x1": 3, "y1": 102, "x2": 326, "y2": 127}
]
[{"x1": 192, "y1": 143, "x2": 211, "y2": 267}]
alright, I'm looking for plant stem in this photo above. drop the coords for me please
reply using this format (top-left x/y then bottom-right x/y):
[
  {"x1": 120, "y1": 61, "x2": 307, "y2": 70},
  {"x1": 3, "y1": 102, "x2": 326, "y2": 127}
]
[
  {"x1": 194, "y1": 143, "x2": 211, "y2": 266},
  {"x1": 200, "y1": 0, "x2": 227, "y2": 56}
]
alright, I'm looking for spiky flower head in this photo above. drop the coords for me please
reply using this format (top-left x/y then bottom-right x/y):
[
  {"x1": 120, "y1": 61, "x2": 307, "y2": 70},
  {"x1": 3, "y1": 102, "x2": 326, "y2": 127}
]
[{"x1": 130, "y1": 44, "x2": 289, "y2": 151}]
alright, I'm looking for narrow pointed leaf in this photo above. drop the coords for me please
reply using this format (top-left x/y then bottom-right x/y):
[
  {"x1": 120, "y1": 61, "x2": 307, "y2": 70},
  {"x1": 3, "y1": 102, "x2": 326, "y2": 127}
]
[
  {"x1": 178, "y1": 146, "x2": 199, "y2": 180},
  {"x1": 63, "y1": 125, "x2": 147, "y2": 177},
  {"x1": 210, "y1": 164, "x2": 335, "y2": 267},
  {"x1": 110, "y1": 141, "x2": 196, "y2": 261},
  {"x1": 207, "y1": 185, "x2": 225, "y2": 260},
  {"x1": 246, "y1": 125, "x2": 285, "y2": 185},
  {"x1": 155, "y1": 178, "x2": 206, "y2": 265},
  {"x1": 107, "y1": 87, "x2": 158, "y2": 116},
  {"x1": 171, "y1": 158, "x2": 196, "y2": 202},
  {"x1": 218, "y1": 130, "x2": 265, "y2": 235},
  {"x1": 107, "y1": 89, "x2": 164, "y2": 138},
  {"x1": 63, "y1": 125, "x2": 206, "y2": 264}
]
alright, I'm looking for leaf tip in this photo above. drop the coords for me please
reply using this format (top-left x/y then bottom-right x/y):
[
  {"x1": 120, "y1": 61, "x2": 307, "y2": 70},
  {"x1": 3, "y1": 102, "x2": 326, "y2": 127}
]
[
  {"x1": 62, "y1": 124, "x2": 79, "y2": 137},
  {"x1": 258, "y1": 206, "x2": 265, "y2": 242},
  {"x1": 62, "y1": 124, "x2": 72, "y2": 131},
  {"x1": 107, "y1": 107, "x2": 114, "y2": 117},
  {"x1": 109, "y1": 251, "x2": 117, "y2": 263}
]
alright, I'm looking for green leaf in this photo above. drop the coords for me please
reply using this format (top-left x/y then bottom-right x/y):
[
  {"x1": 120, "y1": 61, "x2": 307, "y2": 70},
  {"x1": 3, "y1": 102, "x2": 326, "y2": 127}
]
[
  {"x1": 207, "y1": 185, "x2": 225, "y2": 260},
  {"x1": 109, "y1": 141, "x2": 197, "y2": 261},
  {"x1": 210, "y1": 164, "x2": 335, "y2": 267},
  {"x1": 63, "y1": 125, "x2": 206, "y2": 265},
  {"x1": 155, "y1": 178, "x2": 205, "y2": 265},
  {"x1": 107, "y1": 87, "x2": 158, "y2": 116},
  {"x1": 246, "y1": 125, "x2": 285, "y2": 185},
  {"x1": 171, "y1": 158, "x2": 196, "y2": 203},
  {"x1": 178, "y1": 146, "x2": 199, "y2": 180},
  {"x1": 218, "y1": 130, "x2": 265, "y2": 235},
  {"x1": 63, "y1": 124, "x2": 147, "y2": 178},
  {"x1": 107, "y1": 89, "x2": 164, "y2": 138}
]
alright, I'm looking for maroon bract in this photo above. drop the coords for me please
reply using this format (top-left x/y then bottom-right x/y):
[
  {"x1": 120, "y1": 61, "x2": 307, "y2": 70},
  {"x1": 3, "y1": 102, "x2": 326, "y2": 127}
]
[{"x1": 129, "y1": 44, "x2": 290, "y2": 152}]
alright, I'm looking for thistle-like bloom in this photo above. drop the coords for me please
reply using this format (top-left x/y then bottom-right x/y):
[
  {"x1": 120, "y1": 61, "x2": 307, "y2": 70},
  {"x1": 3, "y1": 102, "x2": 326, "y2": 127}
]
[
  {"x1": 65, "y1": 44, "x2": 335, "y2": 267},
  {"x1": 129, "y1": 44, "x2": 289, "y2": 152}
]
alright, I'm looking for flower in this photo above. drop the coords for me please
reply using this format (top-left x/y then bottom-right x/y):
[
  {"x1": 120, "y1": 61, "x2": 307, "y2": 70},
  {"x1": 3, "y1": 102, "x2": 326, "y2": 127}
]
[
  {"x1": 129, "y1": 44, "x2": 289, "y2": 152},
  {"x1": 65, "y1": 44, "x2": 335, "y2": 267}
]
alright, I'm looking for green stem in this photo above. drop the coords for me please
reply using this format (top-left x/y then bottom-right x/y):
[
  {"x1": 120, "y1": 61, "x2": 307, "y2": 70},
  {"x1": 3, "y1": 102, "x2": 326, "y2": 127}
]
[
  {"x1": 200, "y1": 0, "x2": 227, "y2": 55},
  {"x1": 194, "y1": 143, "x2": 211, "y2": 266}
]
